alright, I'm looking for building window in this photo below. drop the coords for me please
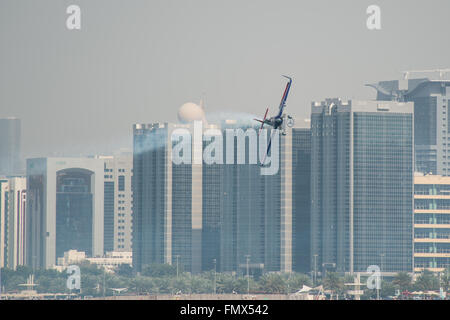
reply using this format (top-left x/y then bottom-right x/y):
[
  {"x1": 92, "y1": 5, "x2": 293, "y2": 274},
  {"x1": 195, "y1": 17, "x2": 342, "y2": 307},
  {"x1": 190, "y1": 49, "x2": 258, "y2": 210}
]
[{"x1": 118, "y1": 175, "x2": 125, "y2": 191}]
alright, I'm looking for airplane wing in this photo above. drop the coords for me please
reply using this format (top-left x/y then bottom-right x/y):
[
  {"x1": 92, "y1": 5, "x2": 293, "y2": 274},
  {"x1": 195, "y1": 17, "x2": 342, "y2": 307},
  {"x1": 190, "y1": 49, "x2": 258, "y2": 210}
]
[{"x1": 276, "y1": 76, "x2": 292, "y2": 118}]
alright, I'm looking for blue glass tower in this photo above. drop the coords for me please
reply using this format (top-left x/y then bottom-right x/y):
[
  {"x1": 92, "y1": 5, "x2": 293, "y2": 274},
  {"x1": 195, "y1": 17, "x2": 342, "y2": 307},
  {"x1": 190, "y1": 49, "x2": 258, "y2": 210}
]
[{"x1": 311, "y1": 99, "x2": 414, "y2": 274}]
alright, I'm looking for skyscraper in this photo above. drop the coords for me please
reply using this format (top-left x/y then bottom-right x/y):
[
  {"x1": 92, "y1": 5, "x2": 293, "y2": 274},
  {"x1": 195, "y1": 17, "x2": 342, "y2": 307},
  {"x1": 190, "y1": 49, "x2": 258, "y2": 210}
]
[
  {"x1": 367, "y1": 76, "x2": 450, "y2": 175},
  {"x1": 26, "y1": 157, "x2": 104, "y2": 269},
  {"x1": 100, "y1": 153, "x2": 133, "y2": 253},
  {"x1": 0, "y1": 118, "x2": 21, "y2": 176},
  {"x1": 292, "y1": 127, "x2": 311, "y2": 274},
  {"x1": 133, "y1": 122, "x2": 202, "y2": 273},
  {"x1": 311, "y1": 99, "x2": 414, "y2": 274},
  {"x1": 216, "y1": 120, "x2": 291, "y2": 275},
  {"x1": 132, "y1": 120, "x2": 304, "y2": 275},
  {"x1": 0, "y1": 179, "x2": 7, "y2": 269},
  {"x1": 0, "y1": 177, "x2": 27, "y2": 270}
]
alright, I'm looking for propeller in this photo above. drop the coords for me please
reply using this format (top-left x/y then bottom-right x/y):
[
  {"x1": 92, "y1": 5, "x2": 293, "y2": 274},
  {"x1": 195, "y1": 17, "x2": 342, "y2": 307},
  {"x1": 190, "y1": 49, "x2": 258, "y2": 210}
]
[{"x1": 253, "y1": 107, "x2": 269, "y2": 136}]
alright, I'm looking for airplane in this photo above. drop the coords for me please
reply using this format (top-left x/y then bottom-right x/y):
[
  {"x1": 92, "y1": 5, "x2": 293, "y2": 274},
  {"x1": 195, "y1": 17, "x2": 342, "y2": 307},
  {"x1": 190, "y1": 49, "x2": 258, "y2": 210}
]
[{"x1": 254, "y1": 76, "x2": 294, "y2": 164}]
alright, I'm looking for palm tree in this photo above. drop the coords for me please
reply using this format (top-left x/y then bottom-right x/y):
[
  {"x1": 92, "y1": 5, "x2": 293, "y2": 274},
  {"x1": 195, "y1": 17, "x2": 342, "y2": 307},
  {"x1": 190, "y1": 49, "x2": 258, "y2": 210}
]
[
  {"x1": 392, "y1": 272, "x2": 412, "y2": 291},
  {"x1": 414, "y1": 270, "x2": 440, "y2": 291},
  {"x1": 323, "y1": 272, "x2": 344, "y2": 299},
  {"x1": 440, "y1": 268, "x2": 450, "y2": 293},
  {"x1": 258, "y1": 273, "x2": 286, "y2": 294},
  {"x1": 285, "y1": 273, "x2": 312, "y2": 294}
]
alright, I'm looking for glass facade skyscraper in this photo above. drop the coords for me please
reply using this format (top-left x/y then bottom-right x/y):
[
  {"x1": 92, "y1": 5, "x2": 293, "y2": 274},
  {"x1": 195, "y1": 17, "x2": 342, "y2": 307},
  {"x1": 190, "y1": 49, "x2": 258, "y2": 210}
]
[
  {"x1": 26, "y1": 158, "x2": 104, "y2": 269},
  {"x1": 133, "y1": 123, "x2": 197, "y2": 273},
  {"x1": 368, "y1": 78, "x2": 450, "y2": 175},
  {"x1": 55, "y1": 172, "x2": 93, "y2": 258},
  {"x1": 132, "y1": 120, "x2": 305, "y2": 275},
  {"x1": 311, "y1": 99, "x2": 414, "y2": 274},
  {"x1": 292, "y1": 128, "x2": 311, "y2": 273},
  {"x1": 218, "y1": 121, "x2": 270, "y2": 274}
]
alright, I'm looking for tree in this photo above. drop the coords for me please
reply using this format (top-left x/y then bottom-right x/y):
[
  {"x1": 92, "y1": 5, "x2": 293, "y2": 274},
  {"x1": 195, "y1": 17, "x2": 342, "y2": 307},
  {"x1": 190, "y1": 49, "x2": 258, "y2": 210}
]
[
  {"x1": 80, "y1": 273, "x2": 102, "y2": 296},
  {"x1": 14, "y1": 265, "x2": 33, "y2": 279},
  {"x1": 380, "y1": 280, "x2": 396, "y2": 299},
  {"x1": 215, "y1": 273, "x2": 237, "y2": 294},
  {"x1": 234, "y1": 277, "x2": 257, "y2": 294},
  {"x1": 36, "y1": 275, "x2": 66, "y2": 294},
  {"x1": 35, "y1": 268, "x2": 62, "y2": 280},
  {"x1": 0, "y1": 268, "x2": 16, "y2": 289},
  {"x1": 4, "y1": 274, "x2": 26, "y2": 292},
  {"x1": 116, "y1": 264, "x2": 133, "y2": 277},
  {"x1": 392, "y1": 272, "x2": 412, "y2": 291},
  {"x1": 142, "y1": 264, "x2": 177, "y2": 278},
  {"x1": 78, "y1": 260, "x2": 103, "y2": 276},
  {"x1": 414, "y1": 270, "x2": 440, "y2": 291},
  {"x1": 258, "y1": 273, "x2": 286, "y2": 294},
  {"x1": 153, "y1": 277, "x2": 172, "y2": 294},
  {"x1": 323, "y1": 272, "x2": 344, "y2": 299},
  {"x1": 169, "y1": 276, "x2": 190, "y2": 294},
  {"x1": 107, "y1": 274, "x2": 130, "y2": 291},
  {"x1": 440, "y1": 268, "x2": 450, "y2": 293},
  {"x1": 285, "y1": 273, "x2": 312, "y2": 294},
  {"x1": 190, "y1": 275, "x2": 212, "y2": 294},
  {"x1": 129, "y1": 276, "x2": 156, "y2": 294}
]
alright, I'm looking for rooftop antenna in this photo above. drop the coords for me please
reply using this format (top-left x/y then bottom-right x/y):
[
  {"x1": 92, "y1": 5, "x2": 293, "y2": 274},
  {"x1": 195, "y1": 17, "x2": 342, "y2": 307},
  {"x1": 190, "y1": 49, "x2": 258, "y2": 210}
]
[
  {"x1": 199, "y1": 92, "x2": 206, "y2": 111},
  {"x1": 198, "y1": 92, "x2": 208, "y2": 125}
]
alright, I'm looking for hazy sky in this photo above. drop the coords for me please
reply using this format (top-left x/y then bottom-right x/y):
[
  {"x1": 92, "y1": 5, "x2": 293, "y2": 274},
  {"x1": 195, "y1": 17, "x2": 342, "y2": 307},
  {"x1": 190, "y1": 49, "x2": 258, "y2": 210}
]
[{"x1": 1, "y1": 0, "x2": 450, "y2": 159}]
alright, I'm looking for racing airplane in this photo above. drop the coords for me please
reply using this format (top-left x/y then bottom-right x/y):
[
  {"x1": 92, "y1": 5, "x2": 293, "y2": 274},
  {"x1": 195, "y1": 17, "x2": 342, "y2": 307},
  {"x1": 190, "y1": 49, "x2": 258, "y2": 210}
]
[{"x1": 254, "y1": 75, "x2": 294, "y2": 164}]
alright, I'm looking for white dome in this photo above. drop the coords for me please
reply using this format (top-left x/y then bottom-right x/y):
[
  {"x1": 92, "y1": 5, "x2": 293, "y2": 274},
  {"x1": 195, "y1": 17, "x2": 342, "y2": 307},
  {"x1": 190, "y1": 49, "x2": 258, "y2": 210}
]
[{"x1": 177, "y1": 102, "x2": 205, "y2": 123}]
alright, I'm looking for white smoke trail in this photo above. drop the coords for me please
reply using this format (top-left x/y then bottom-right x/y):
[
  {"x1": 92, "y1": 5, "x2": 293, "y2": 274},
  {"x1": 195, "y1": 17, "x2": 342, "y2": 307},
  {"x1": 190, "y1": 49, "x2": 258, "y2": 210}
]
[{"x1": 206, "y1": 111, "x2": 260, "y2": 128}]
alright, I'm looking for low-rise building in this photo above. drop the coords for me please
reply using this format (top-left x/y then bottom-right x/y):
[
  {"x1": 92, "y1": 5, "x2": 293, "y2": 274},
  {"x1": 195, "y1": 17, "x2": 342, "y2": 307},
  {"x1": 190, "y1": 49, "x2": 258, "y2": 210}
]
[
  {"x1": 54, "y1": 250, "x2": 132, "y2": 273},
  {"x1": 414, "y1": 174, "x2": 450, "y2": 272}
]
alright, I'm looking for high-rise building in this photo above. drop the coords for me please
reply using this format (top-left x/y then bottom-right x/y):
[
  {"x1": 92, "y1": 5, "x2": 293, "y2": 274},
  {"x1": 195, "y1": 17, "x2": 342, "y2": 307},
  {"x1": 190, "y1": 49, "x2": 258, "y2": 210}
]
[
  {"x1": 0, "y1": 118, "x2": 21, "y2": 176},
  {"x1": 414, "y1": 174, "x2": 450, "y2": 272},
  {"x1": 99, "y1": 153, "x2": 133, "y2": 253},
  {"x1": 133, "y1": 122, "x2": 202, "y2": 274},
  {"x1": 132, "y1": 120, "x2": 303, "y2": 275},
  {"x1": 215, "y1": 120, "x2": 293, "y2": 275},
  {"x1": 292, "y1": 127, "x2": 311, "y2": 274},
  {"x1": 311, "y1": 99, "x2": 414, "y2": 274},
  {"x1": 0, "y1": 177, "x2": 26, "y2": 270},
  {"x1": 367, "y1": 76, "x2": 450, "y2": 175},
  {"x1": 0, "y1": 179, "x2": 7, "y2": 268},
  {"x1": 26, "y1": 157, "x2": 104, "y2": 269}
]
